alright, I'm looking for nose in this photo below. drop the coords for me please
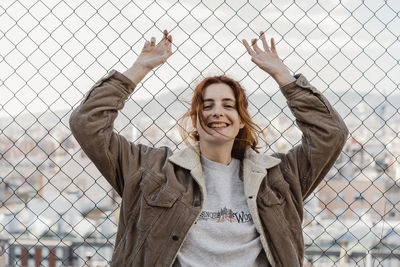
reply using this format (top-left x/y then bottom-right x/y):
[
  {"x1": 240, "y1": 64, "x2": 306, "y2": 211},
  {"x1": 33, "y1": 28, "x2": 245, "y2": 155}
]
[{"x1": 212, "y1": 104, "x2": 223, "y2": 117}]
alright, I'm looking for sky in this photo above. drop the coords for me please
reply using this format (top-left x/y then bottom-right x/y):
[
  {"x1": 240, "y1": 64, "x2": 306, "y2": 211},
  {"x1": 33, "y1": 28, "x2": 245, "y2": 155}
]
[{"x1": 1, "y1": 0, "x2": 399, "y2": 117}]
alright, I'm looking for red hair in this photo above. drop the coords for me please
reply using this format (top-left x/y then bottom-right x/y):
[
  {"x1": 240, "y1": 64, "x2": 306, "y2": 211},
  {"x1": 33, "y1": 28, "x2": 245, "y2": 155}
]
[{"x1": 179, "y1": 75, "x2": 261, "y2": 159}]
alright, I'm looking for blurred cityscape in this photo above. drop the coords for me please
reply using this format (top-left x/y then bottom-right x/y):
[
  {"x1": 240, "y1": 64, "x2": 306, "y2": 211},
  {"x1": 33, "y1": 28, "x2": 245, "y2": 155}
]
[{"x1": 1, "y1": 89, "x2": 400, "y2": 267}]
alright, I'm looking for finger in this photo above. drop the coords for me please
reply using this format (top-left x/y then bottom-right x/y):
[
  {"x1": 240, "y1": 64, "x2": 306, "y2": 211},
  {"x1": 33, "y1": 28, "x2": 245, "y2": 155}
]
[
  {"x1": 163, "y1": 31, "x2": 173, "y2": 54},
  {"x1": 251, "y1": 38, "x2": 263, "y2": 54},
  {"x1": 160, "y1": 30, "x2": 172, "y2": 46},
  {"x1": 162, "y1": 29, "x2": 169, "y2": 43},
  {"x1": 164, "y1": 34, "x2": 172, "y2": 44},
  {"x1": 161, "y1": 35, "x2": 172, "y2": 49},
  {"x1": 150, "y1": 36, "x2": 156, "y2": 46},
  {"x1": 271, "y1": 37, "x2": 277, "y2": 54},
  {"x1": 165, "y1": 38, "x2": 172, "y2": 53},
  {"x1": 242, "y1": 39, "x2": 254, "y2": 56},
  {"x1": 260, "y1": 31, "x2": 270, "y2": 51},
  {"x1": 143, "y1": 40, "x2": 150, "y2": 50},
  {"x1": 167, "y1": 35, "x2": 173, "y2": 47}
]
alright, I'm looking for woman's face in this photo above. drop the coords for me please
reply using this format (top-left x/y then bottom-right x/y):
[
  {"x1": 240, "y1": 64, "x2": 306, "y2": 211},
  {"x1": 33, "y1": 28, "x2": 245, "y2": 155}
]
[{"x1": 196, "y1": 83, "x2": 244, "y2": 145}]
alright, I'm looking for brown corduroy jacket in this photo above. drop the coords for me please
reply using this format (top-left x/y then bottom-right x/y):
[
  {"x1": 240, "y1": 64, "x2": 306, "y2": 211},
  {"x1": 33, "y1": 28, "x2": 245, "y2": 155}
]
[{"x1": 69, "y1": 70, "x2": 349, "y2": 266}]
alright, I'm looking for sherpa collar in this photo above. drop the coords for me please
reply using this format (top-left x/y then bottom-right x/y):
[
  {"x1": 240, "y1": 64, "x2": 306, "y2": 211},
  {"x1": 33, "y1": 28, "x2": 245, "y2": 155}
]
[
  {"x1": 168, "y1": 145, "x2": 281, "y2": 199},
  {"x1": 168, "y1": 144, "x2": 281, "y2": 173}
]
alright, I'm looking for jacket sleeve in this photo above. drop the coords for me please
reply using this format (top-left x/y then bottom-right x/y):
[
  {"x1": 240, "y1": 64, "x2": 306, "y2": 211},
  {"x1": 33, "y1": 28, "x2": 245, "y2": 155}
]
[
  {"x1": 69, "y1": 70, "x2": 158, "y2": 197},
  {"x1": 275, "y1": 74, "x2": 349, "y2": 200}
]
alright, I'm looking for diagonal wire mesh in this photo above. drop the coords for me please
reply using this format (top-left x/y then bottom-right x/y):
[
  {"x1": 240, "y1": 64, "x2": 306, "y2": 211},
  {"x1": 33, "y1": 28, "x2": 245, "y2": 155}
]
[{"x1": 1, "y1": 0, "x2": 399, "y2": 266}]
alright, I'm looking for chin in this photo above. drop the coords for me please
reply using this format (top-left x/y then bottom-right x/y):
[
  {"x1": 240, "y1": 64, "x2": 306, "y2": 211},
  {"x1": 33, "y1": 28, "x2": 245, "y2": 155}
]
[
  {"x1": 203, "y1": 135, "x2": 235, "y2": 145},
  {"x1": 198, "y1": 126, "x2": 238, "y2": 145}
]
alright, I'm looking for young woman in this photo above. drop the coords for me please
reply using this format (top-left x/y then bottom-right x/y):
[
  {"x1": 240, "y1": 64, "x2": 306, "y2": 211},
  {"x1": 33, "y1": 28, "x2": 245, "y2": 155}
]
[{"x1": 70, "y1": 30, "x2": 348, "y2": 266}]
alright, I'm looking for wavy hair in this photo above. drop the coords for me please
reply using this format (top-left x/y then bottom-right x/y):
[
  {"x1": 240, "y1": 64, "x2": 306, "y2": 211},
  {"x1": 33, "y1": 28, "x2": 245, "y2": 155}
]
[{"x1": 179, "y1": 75, "x2": 262, "y2": 159}]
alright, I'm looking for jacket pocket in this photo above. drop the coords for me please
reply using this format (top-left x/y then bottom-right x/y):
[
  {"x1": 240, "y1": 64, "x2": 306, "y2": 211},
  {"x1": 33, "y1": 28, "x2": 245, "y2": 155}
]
[
  {"x1": 143, "y1": 183, "x2": 179, "y2": 208},
  {"x1": 140, "y1": 171, "x2": 179, "y2": 207},
  {"x1": 137, "y1": 171, "x2": 179, "y2": 231}
]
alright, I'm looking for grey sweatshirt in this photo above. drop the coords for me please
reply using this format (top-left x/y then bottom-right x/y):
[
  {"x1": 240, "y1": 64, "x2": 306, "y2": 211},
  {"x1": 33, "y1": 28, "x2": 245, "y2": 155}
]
[{"x1": 176, "y1": 155, "x2": 269, "y2": 266}]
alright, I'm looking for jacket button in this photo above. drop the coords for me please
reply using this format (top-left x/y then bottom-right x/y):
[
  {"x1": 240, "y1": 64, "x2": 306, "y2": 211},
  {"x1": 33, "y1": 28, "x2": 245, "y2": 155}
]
[
  {"x1": 150, "y1": 194, "x2": 157, "y2": 200},
  {"x1": 193, "y1": 200, "x2": 201, "y2": 207},
  {"x1": 248, "y1": 196, "x2": 253, "y2": 199},
  {"x1": 302, "y1": 80, "x2": 308, "y2": 86},
  {"x1": 172, "y1": 235, "x2": 179, "y2": 241}
]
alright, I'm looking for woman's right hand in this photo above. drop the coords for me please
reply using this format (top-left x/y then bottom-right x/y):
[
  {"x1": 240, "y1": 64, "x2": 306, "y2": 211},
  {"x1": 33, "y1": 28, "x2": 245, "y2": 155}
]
[
  {"x1": 124, "y1": 30, "x2": 173, "y2": 84},
  {"x1": 136, "y1": 29, "x2": 173, "y2": 71}
]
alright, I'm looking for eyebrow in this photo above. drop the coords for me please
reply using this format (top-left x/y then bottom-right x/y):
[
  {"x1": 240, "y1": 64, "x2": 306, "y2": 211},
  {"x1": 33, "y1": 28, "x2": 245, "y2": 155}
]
[{"x1": 203, "y1": 98, "x2": 235, "y2": 102}]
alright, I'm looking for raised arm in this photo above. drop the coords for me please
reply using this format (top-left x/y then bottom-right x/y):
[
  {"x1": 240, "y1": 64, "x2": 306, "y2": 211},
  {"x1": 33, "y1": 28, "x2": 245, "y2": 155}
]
[
  {"x1": 243, "y1": 32, "x2": 349, "y2": 200},
  {"x1": 69, "y1": 30, "x2": 173, "y2": 196}
]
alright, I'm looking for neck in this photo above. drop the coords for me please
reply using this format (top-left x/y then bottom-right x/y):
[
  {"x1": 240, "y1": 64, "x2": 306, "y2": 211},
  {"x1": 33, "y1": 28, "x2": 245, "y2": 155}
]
[{"x1": 199, "y1": 141, "x2": 233, "y2": 165}]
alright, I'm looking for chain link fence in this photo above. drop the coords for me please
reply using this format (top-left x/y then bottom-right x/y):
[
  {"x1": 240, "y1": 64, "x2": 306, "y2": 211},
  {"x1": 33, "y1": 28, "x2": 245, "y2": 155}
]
[{"x1": 1, "y1": 0, "x2": 399, "y2": 266}]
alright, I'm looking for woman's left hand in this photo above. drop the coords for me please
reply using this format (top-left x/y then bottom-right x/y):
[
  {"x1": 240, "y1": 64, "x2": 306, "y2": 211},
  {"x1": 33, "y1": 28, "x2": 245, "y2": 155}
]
[{"x1": 243, "y1": 32, "x2": 295, "y2": 86}]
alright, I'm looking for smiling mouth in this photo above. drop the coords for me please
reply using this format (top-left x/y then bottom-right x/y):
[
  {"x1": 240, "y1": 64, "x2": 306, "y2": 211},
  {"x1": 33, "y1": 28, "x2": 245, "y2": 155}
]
[{"x1": 207, "y1": 122, "x2": 229, "y2": 128}]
